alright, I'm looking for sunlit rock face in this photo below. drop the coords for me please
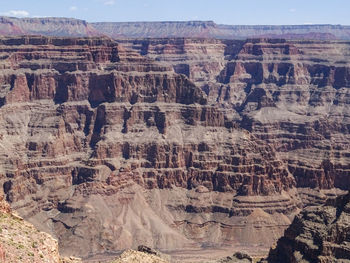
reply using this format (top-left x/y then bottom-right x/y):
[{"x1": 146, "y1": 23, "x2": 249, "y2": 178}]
[
  {"x1": 122, "y1": 37, "x2": 350, "y2": 197},
  {"x1": 0, "y1": 35, "x2": 349, "y2": 259}
]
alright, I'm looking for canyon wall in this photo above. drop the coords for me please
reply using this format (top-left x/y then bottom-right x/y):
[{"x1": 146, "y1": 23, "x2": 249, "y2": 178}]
[
  {"x1": 121, "y1": 38, "x2": 350, "y2": 202},
  {"x1": 265, "y1": 191, "x2": 350, "y2": 263},
  {"x1": 0, "y1": 35, "x2": 349, "y2": 260},
  {"x1": 93, "y1": 22, "x2": 350, "y2": 40},
  {"x1": 0, "y1": 36, "x2": 300, "y2": 259}
]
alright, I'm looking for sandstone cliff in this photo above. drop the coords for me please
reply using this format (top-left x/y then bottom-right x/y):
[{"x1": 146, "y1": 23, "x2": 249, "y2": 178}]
[
  {"x1": 0, "y1": 35, "x2": 301, "y2": 259},
  {"x1": 121, "y1": 37, "x2": 350, "y2": 203},
  {"x1": 265, "y1": 192, "x2": 350, "y2": 263},
  {"x1": 0, "y1": 35, "x2": 350, "y2": 261}
]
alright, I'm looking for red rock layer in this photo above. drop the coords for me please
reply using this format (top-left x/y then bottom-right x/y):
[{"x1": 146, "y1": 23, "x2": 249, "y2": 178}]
[
  {"x1": 0, "y1": 36, "x2": 300, "y2": 258},
  {"x1": 121, "y1": 38, "x2": 350, "y2": 203}
]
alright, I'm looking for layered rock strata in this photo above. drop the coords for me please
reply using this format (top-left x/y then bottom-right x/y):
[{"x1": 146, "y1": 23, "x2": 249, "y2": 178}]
[
  {"x1": 265, "y1": 192, "x2": 350, "y2": 263},
  {"x1": 93, "y1": 22, "x2": 350, "y2": 40},
  {"x1": 0, "y1": 36, "x2": 300, "y2": 258},
  {"x1": 121, "y1": 38, "x2": 350, "y2": 205},
  {"x1": 0, "y1": 16, "x2": 101, "y2": 37},
  {"x1": 1, "y1": 35, "x2": 350, "y2": 261},
  {"x1": 1, "y1": 17, "x2": 350, "y2": 40}
]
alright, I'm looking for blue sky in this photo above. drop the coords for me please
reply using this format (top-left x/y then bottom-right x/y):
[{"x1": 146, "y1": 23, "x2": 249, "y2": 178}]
[{"x1": 0, "y1": 0, "x2": 349, "y2": 25}]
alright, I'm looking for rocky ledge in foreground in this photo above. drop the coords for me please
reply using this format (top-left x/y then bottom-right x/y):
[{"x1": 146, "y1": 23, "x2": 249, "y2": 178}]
[
  {"x1": 264, "y1": 192, "x2": 350, "y2": 263},
  {"x1": 0, "y1": 193, "x2": 82, "y2": 263}
]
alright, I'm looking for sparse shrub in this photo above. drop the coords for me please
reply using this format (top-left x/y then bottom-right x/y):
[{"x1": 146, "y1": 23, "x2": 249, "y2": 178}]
[{"x1": 17, "y1": 244, "x2": 24, "y2": 249}]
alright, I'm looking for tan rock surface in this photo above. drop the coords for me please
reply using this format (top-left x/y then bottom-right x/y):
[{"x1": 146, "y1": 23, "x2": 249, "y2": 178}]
[
  {"x1": 110, "y1": 250, "x2": 168, "y2": 263},
  {"x1": 0, "y1": 199, "x2": 60, "y2": 262}
]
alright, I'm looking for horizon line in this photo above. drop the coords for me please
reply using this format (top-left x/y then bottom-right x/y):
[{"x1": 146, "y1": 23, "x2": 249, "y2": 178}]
[{"x1": 1, "y1": 16, "x2": 350, "y2": 26}]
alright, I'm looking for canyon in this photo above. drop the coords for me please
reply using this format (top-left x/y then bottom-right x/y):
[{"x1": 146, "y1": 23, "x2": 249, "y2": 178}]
[
  {"x1": 92, "y1": 22, "x2": 350, "y2": 40},
  {"x1": 2, "y1": 16, "x2": 350, "y2": 40},
  {"x1": 0, "y1": 32, "x2": 349, "y2": 262},
  {"x1": 120, "y1": 37, "x2": 350, "y2": 194},
  {"x1": 0, "y1": 17, "x2": 101, "y2": 37}
]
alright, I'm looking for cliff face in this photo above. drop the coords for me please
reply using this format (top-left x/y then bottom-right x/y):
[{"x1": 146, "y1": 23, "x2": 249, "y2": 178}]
[
  {"x1": 0, "y1": 35, "x2": 350, "y2": 260},
  {"x1": 0, "y1": 36, "x2": 300, "y2": 258},
  {"x1": 266, "y1": 192, "x2": 350, "y2": 263},
  {"x1": 122, "y1": 38, "x2": 350, "y2": 203}
]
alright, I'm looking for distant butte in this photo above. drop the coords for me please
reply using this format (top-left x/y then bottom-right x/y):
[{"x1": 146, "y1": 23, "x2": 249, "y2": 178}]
[{"x1": 1, "y1": 16, "x2": 350, "y2": 39}]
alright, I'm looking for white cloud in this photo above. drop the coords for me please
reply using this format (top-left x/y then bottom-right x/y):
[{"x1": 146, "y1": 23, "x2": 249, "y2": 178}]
[
  {"x1": 104, "y1": 0, "x2": 115, "y2": 6},
  {"x1": 69, "y1": 6, "x2": 78, "y2": 11},
  {"x1": 289, "y1": 8, "x2": 296, "y2": 13},
  {"x1": 2, "y1": 10, "x2": 30, "y2": 17}
]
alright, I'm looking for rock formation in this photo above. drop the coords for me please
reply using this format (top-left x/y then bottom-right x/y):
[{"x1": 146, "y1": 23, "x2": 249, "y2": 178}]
[
  {"x1": 0, "y1": 192, "x2": 66, "y2": 263},
  {"x1": 215, "y1": 252, "x2": 253, "y2": 263},
  {"x1": 1, "y1": 16, "x2": 350, "y2": 40},
  {"x1": 0, "y1": 35, "x2": 301, "y2": 259},
  {"x1": 265, "y1": 192, "x2": 350, "y2": 263},
  {"x1": 110, "y1": 249, "x2": 169, "y2": 263},
  {"x1": 93, "y1": 22, "x2": 350, "y2": 40},
  {"x1": 0, "y1": 34, "x2": 349, "y2": 261},
  {"x1": 0, "y1": 16, "x2": 101, "y2": 37},
  {"x1": 121, "y1": 37, "x2": 350, "y2": 204}
]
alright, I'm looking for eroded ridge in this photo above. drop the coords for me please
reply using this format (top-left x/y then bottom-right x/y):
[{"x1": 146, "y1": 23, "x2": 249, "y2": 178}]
[{"x1": 0, "y1": 36, "x2": 300, "y2": 258}]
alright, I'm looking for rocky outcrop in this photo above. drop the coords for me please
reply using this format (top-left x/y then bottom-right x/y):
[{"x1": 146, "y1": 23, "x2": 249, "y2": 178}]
[
  {"x1": 0, "y1": 36, "x2": 300, "y2": 259},
  {"x1": 213, "y1": 252, "x2": 253, "y2": 263},
  {"x1": 265, "y1": 192, "x2": 350, "y2": 263},
  {"x1": 0, "y1": 192, "x2": 65, "y2": 263},
  {"x1": 110, "y1": 249, "x2": 169, "y2": 263}
]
